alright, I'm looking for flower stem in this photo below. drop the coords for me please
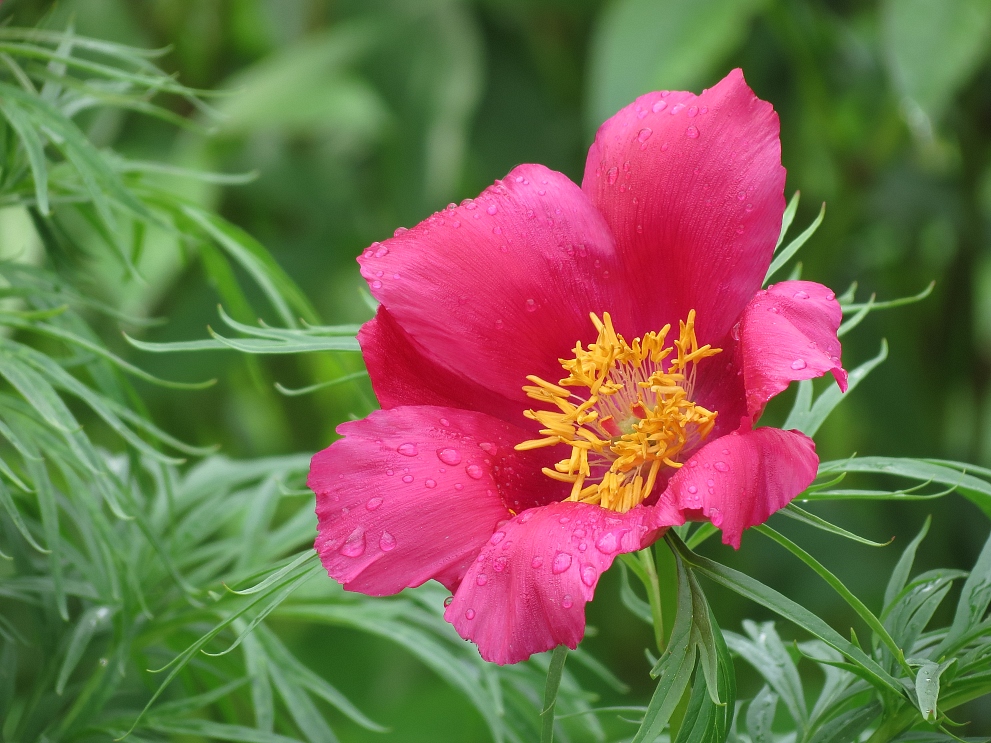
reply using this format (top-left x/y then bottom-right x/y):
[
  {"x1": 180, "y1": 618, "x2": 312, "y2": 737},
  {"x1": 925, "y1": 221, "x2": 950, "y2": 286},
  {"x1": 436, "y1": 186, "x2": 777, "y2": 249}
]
[
  {"x1": 540, "y1": 645, "x2": 569, "y2": 743},
  {"x1": 639, "y1": 546, "x2": 665, "y2": 652}
]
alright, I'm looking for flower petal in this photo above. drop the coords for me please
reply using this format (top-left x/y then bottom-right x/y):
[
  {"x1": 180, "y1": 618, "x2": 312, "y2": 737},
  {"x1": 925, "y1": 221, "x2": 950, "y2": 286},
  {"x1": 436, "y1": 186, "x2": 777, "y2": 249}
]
[
  {"x1": 581, "y1": 69, "x2": 785, "y2": 345},
  {"x1": 657, "y1": 427, "x2": 818, "y2": 549},
  {"x1": 359, "y1": 307, "x2": 521, "y2": 424},
  {"x1": 358, "y1": 163, "x2": 635, "y2": 407},
  {"x1": 444, "y1": 501, "x2": 662, "y2": 664},
  {"x1": 310, "y1": 406, "x2": 562, "y2": 596},
  {"x1": 738, "y1": 280, "x2": 847, "y2": 423}
]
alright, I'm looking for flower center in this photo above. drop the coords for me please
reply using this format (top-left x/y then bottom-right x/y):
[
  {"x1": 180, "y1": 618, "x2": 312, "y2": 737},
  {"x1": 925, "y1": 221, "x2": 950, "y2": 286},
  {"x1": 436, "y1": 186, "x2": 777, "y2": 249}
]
[{"x1": 516, "y1": 311, "x2": 721, "y2": 513}]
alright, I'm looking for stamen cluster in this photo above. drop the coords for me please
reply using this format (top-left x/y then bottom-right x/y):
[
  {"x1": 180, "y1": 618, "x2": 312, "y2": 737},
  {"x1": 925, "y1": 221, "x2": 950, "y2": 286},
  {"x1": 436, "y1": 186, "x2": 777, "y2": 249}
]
[{"x1": 517, "y1": 311, "x2": 721, "y2": 512}]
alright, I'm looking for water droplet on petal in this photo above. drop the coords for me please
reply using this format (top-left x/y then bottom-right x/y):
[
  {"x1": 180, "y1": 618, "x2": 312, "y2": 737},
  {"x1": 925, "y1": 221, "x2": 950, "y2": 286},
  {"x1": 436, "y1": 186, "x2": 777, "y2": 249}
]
[
  {"x1": 595, "y1": 532, "x2": 618, "y2": 554},
  {"x1": 688, "y1": 105, "x2": 699, "y2": 117},
  {"x1": 791, "y1": 359, "x2": 808, "y2": 370},
  {"x1": 685, "y1": 125, "x2": 700, "y2": 139},
  {"x1": 687, "y1": 485, "x2": 698, "y2": 494},
  {"x1": 688, "y1": 459, "x2": 698, "y2": 468},
  {"x1": 531, "y1": 556, "x2": 543, "y2": 569},
  {"x1": 374, "y1": 246, "x2": 389, "y2": 257},
  {"x1": 652, "y1": 100, "x2": 667, "y2": 113},
  {"x1": 526, "y1": 299, "x2": 537, "y2": 312},
  {"x1": 340, "y1": 527, "x2": 366, "y2": 557},
  {"x1": 466, "y1": 464, "x2": 484, "y2": 480},
  {"x1": 486, "y1": 205, "x2": 498, "y2": 215},
  {"x1": 562, "y1": 594, "x2": 574, "y2": 608},
  {"x1": 465, "y1": 608, "x2": 476, "y2": 620},
  {"x1": 385, "y1": 469, "x2": 394, "y2": 476},
  {"x1": 370, "y1": 280, "x2": 382, "y2": 289},
  {"x1": 366, "y1": 497, "x2": 383, "y2": 511},
  {"x1": 552, "y1": 552, "x2": 573, "y2": 574},
  {"x1": 490, "y1": 531, "x2": 506, "y2": 545},
  {"x1": 826, "y1": 291, "x2": 836, "y2": 301},
  {"x1": 437, "y1": 448, "x2": 462, "y2": 466},
  {"x1": 714, "y1": 461, "x2": 730, "y2": 473},
  {"x1": 479, "y1": 442, "x2": 497, "y2": 455},
  {"x1": 559, "y1": 516, "x2": 571, "y2": 524},
  {"x1": 606, "y1": 167, "x2": 619, "y2": 185},
  {"x1": 794, "y1": 290, "x2": 809, "y2": 299},
  {"x1": 444, "y1": 595, "x2": 453, "y2": 606},
  {"x1": 476, "y1": 574, "x2": 488, "y2": 586},
  {"x1": 579, "y1": 565, "x2": 597, "y2": 587},
  {"x1": 424, "y1": 479, "x2": 437, "y2": 489},
  {"x1": 670, "y1": 102, "x2": 685, "y2": 115},
  {"x1": 393, "y1": 227, "x2": 408, "y2": 237},
  {"x1": 402, "y1": 474, "x2": 414, "y2": 483},
  {"x1": 493, "y1": 556, "x2": 509, "y2": 572},
  {"x1": 637, "y1": 127, "x2": 652, "y2": 143},
  {"x1": 398, "y1": 443, "x2": 418, "y2": 457}
]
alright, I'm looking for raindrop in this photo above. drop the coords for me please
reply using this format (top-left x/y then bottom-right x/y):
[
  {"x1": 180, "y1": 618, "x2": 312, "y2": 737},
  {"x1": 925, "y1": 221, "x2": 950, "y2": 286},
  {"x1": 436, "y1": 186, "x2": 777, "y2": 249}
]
[
  {"x1": 637, "y1": 127, "x2": 653, "y2": 143},
  {"x1": 670, "y1": 103, "x2": 686, "y2": 115},
  {"x1": 490, "y1": 531, "x2": 506, "y2": 545},
  {"x1": 606, "y1": 167, "x2": 619, "y2": 185},
  {"x1": 374, "y1": 246, "x2": 389, "y2": 258},
  {"x1": 393, "y1": 227, "x2": 408, "y2": 237},
  {"x1": 340, "y1": 527, "x2": 366, "y2": 557},
  {"x1": 581, "y1": 566, "x2": 597, "y2": 587},
  {"x1": 562, "y1": 594, "x2": 574, "y2": 609},
  {"x1": 492, "y1": 226, "x2": 502, "y2": 235},
  {"x1": 552, "y1": 552, "x2": 573, "y2": 574},
  {"x1": 714, "y1": 461, "x2": 730, "y2": 473},
  {"x1": 424, "y1": 479, "x2": 437, "y2": 489},
  {"x1": 685, "y1": 126, "x2": 700, "y2": 139},
  {"x1": 651, "y1": 100, "x2": 667, "y2": 113},
  {"x1": 479, "y1": 442, "x2": 498, "y2": 455},
  {"x1": 466, "y1": 464, "x2": 484, "y2": 480},
  {"x1": 444, "y1": 596, "x2": 454, "y2": 606},
  {"x1": 476, "y1": 574, "x2": 488, "y2": 586},
  {"x1": 526, "y1": 299, "x2": 537, "y2": 312},
  {"x1": 486, "y1": 205, "x2": 498, "y2": 215},
  {"x1": 386, "y1": 469, "x2": 394, "y2": 476},
  {"x1": 791, "y1": 359, "x2": 808, "y2": 370},
  {"x1": 437, "y1": 448, "x2": 462, "y2": 466},
  {"x1": 366, "y1": 497, "x2": 383, "y2": 511},
  {"x1": 398, "y1": 443, "x2": 418, "y2": 457},
  {"x1": 688, "y1": 105, "x2": 699, "y2": 117},
  {"x1": 595, "y1": 532, "x2": 618, "y2": 554},
  {"x1": 687, "y1": 485, "x2": 698, "y2": 494},
  {"x1": 493, "y1": 556, "x2": 509, "y2": 572},
  {"x1": 402, "y1": 475, "x2": 414, "y2": 484},
  {"x1": 737, "y1": 190, "x2": 746, "y2": 200},
  {"x1": 465, "y1": 608, "x2": 476, "y2": 620},
  {"x1": 370, "y1": 280, "x2": 382, "y2": 289},
  {"x1": 826, "y1": 291, "x2": 836, "y2": 301},
  {"x1": 793, "y1": 290, "x2": 809, "y2": 299},
  {"x1": 531, "y1": 556, "x2": 544, "y2": 569},
  {"x1": 454, "y1": 483, "x2": 464, "y2": 491}
]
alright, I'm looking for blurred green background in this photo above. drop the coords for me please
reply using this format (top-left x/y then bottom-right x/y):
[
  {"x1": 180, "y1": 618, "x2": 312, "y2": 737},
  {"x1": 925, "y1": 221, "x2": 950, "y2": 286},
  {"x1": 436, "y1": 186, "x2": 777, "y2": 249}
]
[{"x1": 3, "y1": 0, "x2": 990, "y2": 738}]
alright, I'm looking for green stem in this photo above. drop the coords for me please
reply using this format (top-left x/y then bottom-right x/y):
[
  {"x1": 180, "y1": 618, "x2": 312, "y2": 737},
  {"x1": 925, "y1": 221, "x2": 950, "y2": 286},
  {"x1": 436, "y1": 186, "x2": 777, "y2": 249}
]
[
  {"x1": 540, "y1": 645, "x2": 569, "y2": 743},
  {"x1": 640, "y1": 547, "x2": 665, "y2": 652}
]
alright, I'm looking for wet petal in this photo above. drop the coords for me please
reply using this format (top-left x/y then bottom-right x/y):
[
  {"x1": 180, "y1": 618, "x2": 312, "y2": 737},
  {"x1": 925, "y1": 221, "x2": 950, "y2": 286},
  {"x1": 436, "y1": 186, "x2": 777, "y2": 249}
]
[
  {"x1": 310, "y1": 406, "x2": 562, "y2": 595},
  {"x1": 657, "y1": 427, "x2": 818, "y2": 549},
  {"x1": 738, "y1": 280, "x2": 847, "y2": 423},
  {"x1": 359, "y1": 307, "x2": 522, "y2": 425},
  {"x1": 582, "y1": 69, "x2": 785, "y2": 345},
  {"x1": 359, "y1": 163, "x2": 637, "y2": 407},
  {"x1": 445, "y1": 501, "x2": 662, "y2": 664}
]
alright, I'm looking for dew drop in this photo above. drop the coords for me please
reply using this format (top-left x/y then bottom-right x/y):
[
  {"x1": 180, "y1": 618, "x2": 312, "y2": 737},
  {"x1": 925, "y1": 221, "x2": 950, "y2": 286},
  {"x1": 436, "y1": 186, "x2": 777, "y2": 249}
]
[
  {"x1": 685, "y1": 126, "x2": 700, "y2": 139},
  {"x1": 737, "y1": 190, "x2": 746, "y2": 200},
  {"x1": 793, "y1": 290, "x2": 809, "y2": 299},
  {"x1": 531, "y1": 555, "x2": 544, "y2": 569},
  {"x1": 340, "y1": 527, "x2": 366, "y2": 557},
  {"x1": 670, "y1": 102, "x2": 685, "y2": 115},
  {"x1": 465, "y1": 608, "x2": 476, "y2": 620},
  {"x1": 424, "y1": 479, "x2": 437, "y2": 489},
  {"x1": 688, "y1": 459, "x2": 698, "y2": 468},
  {"x1": 595, "y1": 532, "x2": 618, "y2": 554},
  {"x1": 370, "y1": 280, "x2": 382, "y2": 289},
  {"x1": 402, "y1": 475, "x2": 414, "y2": 484},
  {"x1": 791, "y1": 359, "x2": 808, "y2": 370},
  {"x1": 479, "y1": 442, "x2": 497, "y2": 455},
  {"x1": 552, "y1": 552, "x2": 573, "y2": 574},
  {"x1": 444, "y1": 595, "x2": 454, "y2": 606},
  {"x1": 651, "y1": 100, "x2": 667, "y2": 113},
  {"x1": 714, "y1": 461, "x2": 730, "y2": 473},
  {"x1": 476, "y1": 573, "x2": 488, "y2": 586},
  {"x1": 826, "y1": 291, "x2": 836, "y2": 301},
  {"x1": 454, "y1": 483, "x2": 463, "y2": 491},
  {"x1": 687, "y1": 484, "x2": 698, "y2": 494},
  {"x1": 398, "y1": 443, "x2": 418, "y2": 457},
  {"x1": 379, "y1": 532, "x2": 396, "y2": 552},
  {"x1": 688, "y1": 105, "x2": 699, "y2": 117},
  {"x1": 606, "y1": 167, "x2": 619, "y2": 185},
  {"x1": 466, "y1": 464, "x2": 484, "y2": 480},
  {"x1": 526, "y1": 298, "x2": 537, "y2": 312},
  {"x1": 374, "y1": 245, "x2": 389, "y2": 258},
  {"x1": 486, "y1": 204, "x2": 498, "y2": 215},
  {"x1": 386, "y1": 469, "x2": 394, "y2": 476},
  {"x1": 581, "y1": 565, "x2": 597, "y2": 586},
  {"x1": 493, "y1": 555, "x2": 509, "y2": 572},
  {"x1": 437, "y1": 448, "x2": 462, "y2": 466},
  {"x1": 562, "y1": 594, "x2": 574, "y2": 609},
  {"x1": 637, "y1": 127, "x2": 653, "y2": 143},
  {"x1": 490, "y1": 531, "x2": 506, "y2": 545},
  {"x1": 366, "y1": 497, "x2": 383, "y2": 511}
]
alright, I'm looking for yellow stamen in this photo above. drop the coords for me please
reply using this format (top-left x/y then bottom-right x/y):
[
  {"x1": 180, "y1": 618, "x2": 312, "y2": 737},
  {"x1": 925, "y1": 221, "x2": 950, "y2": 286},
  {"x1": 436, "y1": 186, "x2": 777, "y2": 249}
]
[{"x1": 516, "y1": 311, "x2": 721, "y2": 513}]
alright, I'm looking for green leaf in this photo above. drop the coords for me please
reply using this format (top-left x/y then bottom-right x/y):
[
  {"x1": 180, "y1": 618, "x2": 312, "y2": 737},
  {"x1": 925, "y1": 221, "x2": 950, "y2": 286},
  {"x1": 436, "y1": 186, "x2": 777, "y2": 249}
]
[
  {"x1": 781, "y1": 504, "x2": 892, "y2": 547},
  {"x1": 776, "y1": 191, "x2": 800, "y2": 250},
  {"x1": 146, "y1": 720, "x2": 305, "y2": 743},
  {"x1": 540, "y1": 646, "x2": 569, "y2": 743},
  {"x1": 0, "y1": 95, "x2": 49, "y2": 214},
  {"x1": 725, "y1": 622, "x2": 806, "y2": 728},
  {"x1": 56, "y1": 606, "x2": 113, "y2": 694},
  {"x1": 915, "y1": 659, "x2": 955, "y2": 722},
  {"x1": 882, "y1": 0, "x2": 991, "y2": 125},
  {"x1": 765, "y1": 203, "x2": 825, "y2": 283},
  {"x1": 745, "y1": 686, "x2": 778, "y2": 743},
  {"x1": 586, "y1": 0, "x2": 771, "y2": 132},
  {"x1": 885, "y1": 517, "x2": 931, "y2": 609},
  {"x1": 807, "y1": 701, "x2": 881, "y2": 743},
  {"x1": 942, "y1": 529, "x2": 991, "y2": 652}
]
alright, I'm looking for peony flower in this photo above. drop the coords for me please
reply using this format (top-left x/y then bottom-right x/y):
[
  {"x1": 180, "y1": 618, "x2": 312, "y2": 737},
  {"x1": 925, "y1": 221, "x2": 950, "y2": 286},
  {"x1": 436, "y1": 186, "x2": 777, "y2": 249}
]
[{"x1": 308, "y1": 69, "x2": 848, "y2": 664}]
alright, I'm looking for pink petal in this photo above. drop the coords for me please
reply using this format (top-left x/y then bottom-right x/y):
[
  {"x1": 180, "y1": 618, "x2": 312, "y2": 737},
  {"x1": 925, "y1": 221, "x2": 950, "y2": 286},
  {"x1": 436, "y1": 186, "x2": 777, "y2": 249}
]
[
  {"x1": 444, "y1": 501, "x2": 663, "y2": 664},
  {"x1": 359, "y1": 307, "x2": 522, "y2": 425},
  {"x1": 737, "y1": 280, "x2": 847, "y2": 423},
  {"x1": 581, "y1": 69, "x2": 785, "y2": 346},
  {"x1": 358, "y1": 163, "x2": 637, "y2": 408},
  {"x1": 310, "y1": 406, "x2": 563, "y2": 596},
  {"x1": 657, "y1": 428, "x2": 818, "y2": 549}
]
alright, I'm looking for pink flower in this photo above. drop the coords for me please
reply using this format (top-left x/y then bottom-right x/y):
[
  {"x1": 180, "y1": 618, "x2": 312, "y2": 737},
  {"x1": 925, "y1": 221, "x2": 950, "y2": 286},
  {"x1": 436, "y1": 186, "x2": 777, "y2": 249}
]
[{"x1": 308, "y1": 69, "x2": 848, "y2": 664}]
